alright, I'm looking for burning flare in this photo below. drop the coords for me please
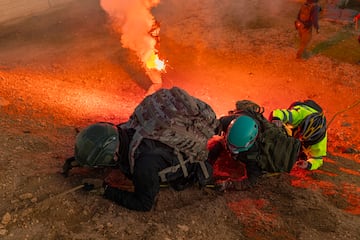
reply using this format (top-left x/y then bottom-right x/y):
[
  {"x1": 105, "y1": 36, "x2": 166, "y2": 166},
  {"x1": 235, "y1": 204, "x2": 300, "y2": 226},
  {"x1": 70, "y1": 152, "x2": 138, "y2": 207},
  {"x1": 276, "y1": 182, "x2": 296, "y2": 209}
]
[
  {"x1": 146, "y1": 51, "x2": 165, "y2": 71},
  {"x1": 100, "y1": 0, "x2": 166, "y2": 90}
]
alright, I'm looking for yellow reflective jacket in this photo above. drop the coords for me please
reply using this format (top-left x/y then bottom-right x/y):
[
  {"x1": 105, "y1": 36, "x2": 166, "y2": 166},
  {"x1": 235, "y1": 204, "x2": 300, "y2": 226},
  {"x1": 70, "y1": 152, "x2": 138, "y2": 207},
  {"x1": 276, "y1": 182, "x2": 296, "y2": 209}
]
[{"x1": 271, "y1": 103, "x2": 327, "y2": 170}]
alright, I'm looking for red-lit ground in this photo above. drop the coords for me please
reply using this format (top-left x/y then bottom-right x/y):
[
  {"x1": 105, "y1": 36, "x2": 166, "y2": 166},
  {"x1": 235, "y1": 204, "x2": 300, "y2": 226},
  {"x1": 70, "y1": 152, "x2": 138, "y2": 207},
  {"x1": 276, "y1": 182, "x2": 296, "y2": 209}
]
[{"x1": 0, "y1": 0, "x2": 359, "y2": 239}]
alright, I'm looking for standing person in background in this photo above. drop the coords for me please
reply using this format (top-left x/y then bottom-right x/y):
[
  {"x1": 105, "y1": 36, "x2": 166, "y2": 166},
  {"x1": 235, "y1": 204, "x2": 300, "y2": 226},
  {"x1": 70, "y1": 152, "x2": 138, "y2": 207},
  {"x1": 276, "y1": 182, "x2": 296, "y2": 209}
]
[
  {"x1": 269, "y1": 99, "x2": 327, "y2": 170},
  {"x1": 358, "y1": 34, "x2": 360, "y2": 64},
  {"x1": 295, "y1": 0, "x2": 320, "y2": 59},
  {"x1": 353, "y1": 13, "x2": 360, "y2": 31}
]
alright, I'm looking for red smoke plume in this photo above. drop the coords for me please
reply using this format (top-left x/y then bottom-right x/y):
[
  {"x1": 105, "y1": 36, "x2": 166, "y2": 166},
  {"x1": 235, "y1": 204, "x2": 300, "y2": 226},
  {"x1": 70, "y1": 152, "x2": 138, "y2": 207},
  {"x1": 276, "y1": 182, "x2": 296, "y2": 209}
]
[{"x1": 100, "y1": 0, "x2": 165, "y2": 93}]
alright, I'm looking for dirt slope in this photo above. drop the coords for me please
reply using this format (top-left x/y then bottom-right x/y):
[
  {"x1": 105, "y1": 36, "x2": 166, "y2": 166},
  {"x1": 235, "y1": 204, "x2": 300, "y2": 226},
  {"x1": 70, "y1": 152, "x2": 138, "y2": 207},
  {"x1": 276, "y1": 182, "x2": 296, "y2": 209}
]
[{"x1": 0, "y1": 0, "x2": 359, "y2": 239}]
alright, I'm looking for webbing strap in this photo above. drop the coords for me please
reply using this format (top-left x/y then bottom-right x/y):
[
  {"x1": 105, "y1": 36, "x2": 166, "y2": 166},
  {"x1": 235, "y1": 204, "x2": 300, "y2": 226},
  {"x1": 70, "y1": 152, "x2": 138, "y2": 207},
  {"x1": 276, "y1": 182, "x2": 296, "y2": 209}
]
[
  {"x1": 157, "y1": 158, "x2": 210, "y2": 182},
  {"x1": 158, "y1": 153, "x2": 190, "y2": 182},
  {"x1": 198, "y1": 161, "x2": 210, "y2": 179},
  {"x1": 175, "y1": 149, "x2": 189, "y2": 178},
  {"x1": 158, "y1": 164, "x2": 182, "y2": 182},
  {"x1": 128, "y1": 130, "x2": 144, "y2": 173}
]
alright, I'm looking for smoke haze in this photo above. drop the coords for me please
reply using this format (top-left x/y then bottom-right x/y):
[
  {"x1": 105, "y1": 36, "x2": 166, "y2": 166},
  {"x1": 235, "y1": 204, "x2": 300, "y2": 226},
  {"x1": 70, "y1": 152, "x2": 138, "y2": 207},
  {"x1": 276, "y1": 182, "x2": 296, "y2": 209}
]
[{"x1": 100, "y1": 0, "x2": 161, "y2": 74}]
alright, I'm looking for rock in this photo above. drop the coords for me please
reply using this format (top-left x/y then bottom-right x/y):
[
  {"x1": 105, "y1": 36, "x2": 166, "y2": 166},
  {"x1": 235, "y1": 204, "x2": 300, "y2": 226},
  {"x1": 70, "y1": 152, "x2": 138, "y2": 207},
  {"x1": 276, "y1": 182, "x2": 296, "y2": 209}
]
[
  {"x1": 342, "y1": 148, "x2": 359, "y2": 154},
  {"x1": 0, "y1": 228, "x2": 7, "y2": 236},
  {"x1": 1, "y1": 212, "x2": 11, "y2": 225},
  {"x1": 0, "y1": 97, "x2": 10, "y2": 107},
  {"x1": 19, "y1": 193, "x2": 33, "y2": 200},
  {"x1": 177, "y1": 224, "x2": 189, "y2": 232}
]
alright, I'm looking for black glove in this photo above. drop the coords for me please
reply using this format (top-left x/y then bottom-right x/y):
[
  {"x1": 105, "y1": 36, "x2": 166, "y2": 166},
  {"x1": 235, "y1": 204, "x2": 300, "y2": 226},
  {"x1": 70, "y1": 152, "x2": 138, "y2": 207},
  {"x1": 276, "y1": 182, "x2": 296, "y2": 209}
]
[
  {"x1": 82, "y1": 178, "x2": 106, "y2": 195},
  {"x1": 214, "y1": 178, "x2": 252, "y2": 192},
  {"x1": 214, "y1": 179, "x2": 234, "y2": 192},
  {"x1": 296, "y1": 160, "x2": 312, "y2": 170},
  {"x1": 62, "y1": 157, "x2": 79, "y2": 177}
]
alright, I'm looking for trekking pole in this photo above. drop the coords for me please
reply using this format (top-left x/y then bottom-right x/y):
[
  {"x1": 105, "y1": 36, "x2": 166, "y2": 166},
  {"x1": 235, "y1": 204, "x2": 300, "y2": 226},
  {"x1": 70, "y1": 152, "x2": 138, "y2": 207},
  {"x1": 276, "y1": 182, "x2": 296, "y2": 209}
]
[
  {"x1": 26, "y1": 184, "x2": 86, "y2": 210},
  {"x1": 159, "y1": 184, "x2": 216, "y2": 189},
  {"x1": 327, "y1": 99, "x2": 360, "y2": 129},
  {"x1": 43, "y1": 184, "x2": 85, "y2": 201},
  {"x1": 1, "y1": 184, "x2": 86, "y2": 218},
  {"x1": 1, "y1": 184, "x2": 84, "y2": 223}
]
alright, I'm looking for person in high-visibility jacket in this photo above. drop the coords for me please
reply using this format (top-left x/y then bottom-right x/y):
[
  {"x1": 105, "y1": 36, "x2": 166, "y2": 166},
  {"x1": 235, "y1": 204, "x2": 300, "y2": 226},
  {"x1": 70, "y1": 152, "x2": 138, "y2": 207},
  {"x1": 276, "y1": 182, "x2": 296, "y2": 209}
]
[{"x1": 269, "y1": 100, "x2": 327, "y2": 170}]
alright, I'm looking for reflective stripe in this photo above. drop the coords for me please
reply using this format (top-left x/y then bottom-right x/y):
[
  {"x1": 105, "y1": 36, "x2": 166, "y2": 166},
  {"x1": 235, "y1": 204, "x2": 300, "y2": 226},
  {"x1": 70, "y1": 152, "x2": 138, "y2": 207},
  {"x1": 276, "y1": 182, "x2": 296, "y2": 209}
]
[
  {"x1": 198, "y1": 161, "x2": 210, "y2": 179},
  {"x1": 300, "y1": 104, "x2": 313, "y2": 111},
  {"x1": 288, "y1": 111, "x2": 293, "y2": 123},
  {"x1": 280, "y1": 110, "x2": 288, "y2": 122}
]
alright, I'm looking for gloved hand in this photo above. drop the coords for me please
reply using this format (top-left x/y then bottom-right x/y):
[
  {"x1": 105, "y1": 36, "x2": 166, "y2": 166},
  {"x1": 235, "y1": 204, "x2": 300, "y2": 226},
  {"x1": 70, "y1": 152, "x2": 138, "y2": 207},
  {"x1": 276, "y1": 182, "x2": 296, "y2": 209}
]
[
  {"x1": 196, "y1": 162, "x2": 214, "y2": 188},
  {"x1": 272, "y1": 119, "x2": 283, "y2": 128},
  {"x1": 296, "y1": 160, "x2": 310, "y2": 170},
  {"x1": 82, "y1": 178, "x2": 106, "y2": 195},
  {"x1": 214, "y1": 179, "x2": 234, "y2": 192},
  {"x1": 62, "y1": 157, "x2": 78, "y2": 177}
]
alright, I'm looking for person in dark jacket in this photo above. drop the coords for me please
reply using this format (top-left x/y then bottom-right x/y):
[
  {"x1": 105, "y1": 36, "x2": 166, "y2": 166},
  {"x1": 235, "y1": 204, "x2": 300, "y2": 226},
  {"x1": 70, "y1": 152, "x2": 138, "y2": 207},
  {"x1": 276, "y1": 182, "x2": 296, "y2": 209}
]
[
  {"x1": 62, "y1": 87, "x2": 218, "y2": 211},
  {"x1": 295, "y1": 0, "x2": 320, "y2": 59},
  {"x1": 207, "y1": 101, "x2": 301, "y2": 191}
]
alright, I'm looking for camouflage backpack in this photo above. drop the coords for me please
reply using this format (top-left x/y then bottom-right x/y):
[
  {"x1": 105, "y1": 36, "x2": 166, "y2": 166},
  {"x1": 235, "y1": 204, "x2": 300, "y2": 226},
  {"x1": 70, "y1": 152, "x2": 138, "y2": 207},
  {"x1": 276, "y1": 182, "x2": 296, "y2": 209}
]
[
  {"x1": 121, "y1": 87, "x2": 219, "y2": 182},
  {"x1": 229, "y1": 100, "x2": 301, "y2": 173}
]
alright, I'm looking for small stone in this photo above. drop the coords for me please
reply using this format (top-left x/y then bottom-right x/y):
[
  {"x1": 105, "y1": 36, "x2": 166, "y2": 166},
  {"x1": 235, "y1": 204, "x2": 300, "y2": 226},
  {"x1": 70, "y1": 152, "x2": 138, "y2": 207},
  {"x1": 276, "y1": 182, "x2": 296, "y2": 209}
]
[
  {"x1": 342, "y1": 148, "x2": 358, "y2": 154},
  {"x1": 0, "y1": 228, "x2": 7, "y2": 236},
  {"x1": 177, "y1": 224, "x2": 189, "y2": 232},
  {"x1": 19, "y1": 193, "x2": 33, "y2": 200},
  {"x1": 1, "y1": 212, "x2": 11, "y2": 225},
  {"x1": 0, "y1": 97, "x2": 10, "y2": 107}
]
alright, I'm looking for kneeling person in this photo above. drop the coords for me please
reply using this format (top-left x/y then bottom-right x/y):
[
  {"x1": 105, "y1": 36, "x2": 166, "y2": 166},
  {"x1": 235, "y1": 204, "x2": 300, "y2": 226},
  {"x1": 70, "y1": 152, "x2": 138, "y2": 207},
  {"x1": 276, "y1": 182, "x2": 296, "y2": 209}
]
[
  {"x1": 208, "y1": 100, "x2": 301, "y2": 190},
  {"x1": 63, "y1": 87, "x2": 219, "y2": 211},
  {"x1": 269, "y1": 99, "x2": 327, "y2": 170}
]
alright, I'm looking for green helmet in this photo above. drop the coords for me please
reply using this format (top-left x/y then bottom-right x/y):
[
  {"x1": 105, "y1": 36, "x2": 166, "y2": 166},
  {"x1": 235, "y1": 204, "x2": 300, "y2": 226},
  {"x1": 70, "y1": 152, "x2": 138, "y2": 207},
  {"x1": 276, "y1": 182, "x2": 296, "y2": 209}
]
[
  {"x1": 226, "y1": 114, "x2": 259, "y2": 154},
  {"x1": 75, "y1": 122, "x2": 120, "y2": 167}
]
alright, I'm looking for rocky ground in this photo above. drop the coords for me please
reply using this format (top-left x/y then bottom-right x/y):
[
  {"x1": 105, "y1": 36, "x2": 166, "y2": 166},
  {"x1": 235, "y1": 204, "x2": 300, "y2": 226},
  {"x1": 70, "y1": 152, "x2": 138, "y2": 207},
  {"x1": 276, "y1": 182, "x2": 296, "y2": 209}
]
[{"x1": 0, "y1": 0, "x2": 359, "y2": 239}]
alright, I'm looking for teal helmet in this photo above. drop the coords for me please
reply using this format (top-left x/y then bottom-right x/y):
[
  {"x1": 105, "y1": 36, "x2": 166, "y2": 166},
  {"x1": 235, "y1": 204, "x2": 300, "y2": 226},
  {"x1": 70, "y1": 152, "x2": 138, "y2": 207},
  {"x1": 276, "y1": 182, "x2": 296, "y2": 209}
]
[
  {"x1": 226, "y1": 114, "x2": 259, "y2": 154},
  {"x1": 75, "y1": 122, "x2": 120, "y2": 167}
]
